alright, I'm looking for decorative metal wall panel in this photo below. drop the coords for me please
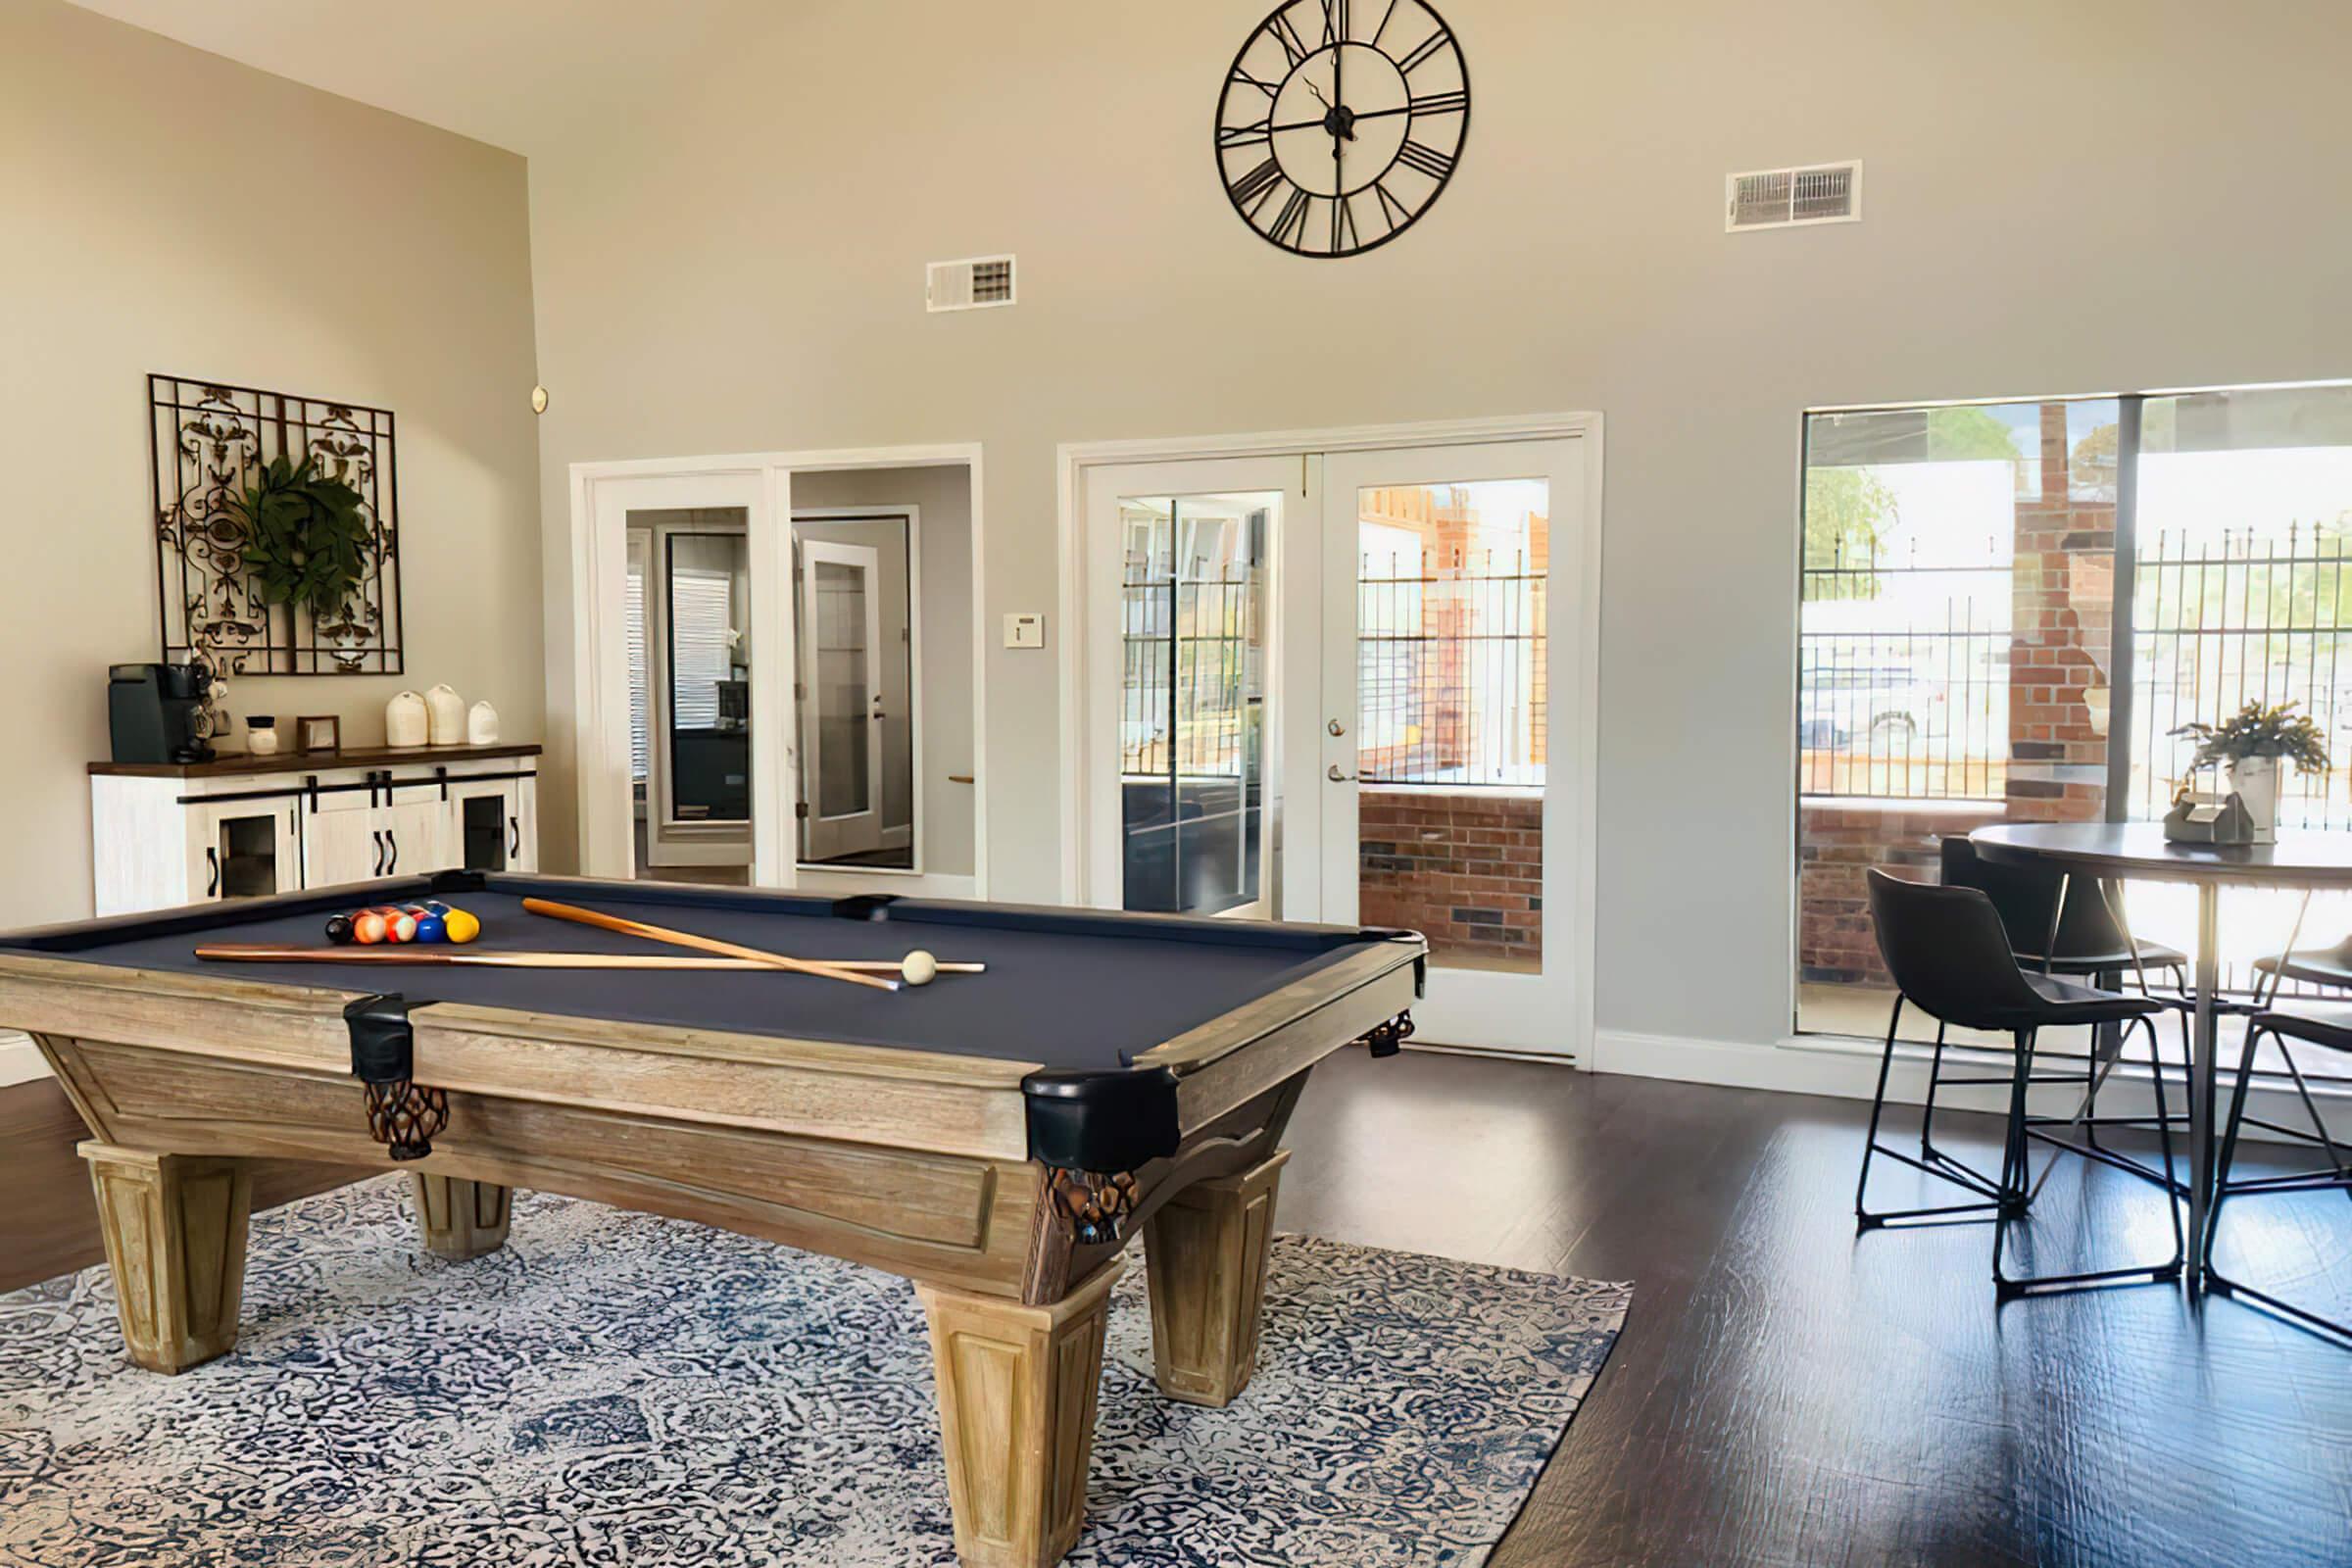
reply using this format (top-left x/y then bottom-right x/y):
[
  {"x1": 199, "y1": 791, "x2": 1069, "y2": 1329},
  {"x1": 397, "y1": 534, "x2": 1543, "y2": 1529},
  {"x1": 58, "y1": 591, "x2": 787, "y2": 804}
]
[{"x1": 150, "y1": 374, "x2": 404, "y2": 674}]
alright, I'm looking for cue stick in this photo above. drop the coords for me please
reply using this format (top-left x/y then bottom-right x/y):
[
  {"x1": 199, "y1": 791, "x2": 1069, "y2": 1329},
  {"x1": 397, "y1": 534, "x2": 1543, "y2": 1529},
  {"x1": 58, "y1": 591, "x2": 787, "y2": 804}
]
[
  {"x1": 191, "y1": 944, "x2": 985, "y2": 973},
  {"x1": 519, "y1": 897, "x2": 901, "y2": 991}
]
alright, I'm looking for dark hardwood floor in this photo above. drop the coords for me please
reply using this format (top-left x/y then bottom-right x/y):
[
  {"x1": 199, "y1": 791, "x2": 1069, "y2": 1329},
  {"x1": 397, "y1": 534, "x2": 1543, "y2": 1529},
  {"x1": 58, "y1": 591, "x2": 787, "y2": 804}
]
[{"x1": 5, "y1": 1053, "x2": 2347, "y2": 1567}]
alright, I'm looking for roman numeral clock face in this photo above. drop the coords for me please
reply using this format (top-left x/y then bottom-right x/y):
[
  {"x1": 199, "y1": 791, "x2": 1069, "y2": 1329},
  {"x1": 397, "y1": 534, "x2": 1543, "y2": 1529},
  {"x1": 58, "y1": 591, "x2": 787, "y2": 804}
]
[{"x1": 1216, "y1": 0, "x2": 1469, "y2": 258}]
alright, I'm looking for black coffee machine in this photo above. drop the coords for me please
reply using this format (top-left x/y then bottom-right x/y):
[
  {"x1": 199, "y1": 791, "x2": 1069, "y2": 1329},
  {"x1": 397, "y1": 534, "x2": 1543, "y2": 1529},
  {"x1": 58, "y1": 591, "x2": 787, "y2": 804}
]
[{"x1": 108, "y1": 662, "x2": 216, "y2": 764}]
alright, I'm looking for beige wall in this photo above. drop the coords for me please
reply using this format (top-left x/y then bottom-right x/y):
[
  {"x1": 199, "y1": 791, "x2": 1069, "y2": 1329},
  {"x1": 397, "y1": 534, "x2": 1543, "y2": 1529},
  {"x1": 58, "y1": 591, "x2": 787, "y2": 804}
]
[
  {"x1": 519, "y1": 0, "x2": 2351, "y2": 1051},
  {"x1": 0, "y1": 0, "x2": 540, "y2": 926}
]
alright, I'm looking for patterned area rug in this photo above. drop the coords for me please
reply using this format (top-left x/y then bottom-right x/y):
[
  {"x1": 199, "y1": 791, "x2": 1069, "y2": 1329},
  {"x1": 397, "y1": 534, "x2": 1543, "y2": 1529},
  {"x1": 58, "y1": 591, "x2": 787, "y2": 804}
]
[{"x1": 0, "y1": 1178, "x2": 1628, "y2": 1567}]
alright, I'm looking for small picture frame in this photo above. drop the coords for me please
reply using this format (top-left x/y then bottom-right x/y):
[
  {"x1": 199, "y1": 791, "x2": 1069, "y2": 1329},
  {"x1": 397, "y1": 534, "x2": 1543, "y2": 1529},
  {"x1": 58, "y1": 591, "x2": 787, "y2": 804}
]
[{"x1": 296, "y1": 715, "x2": 340, "y2": 756}]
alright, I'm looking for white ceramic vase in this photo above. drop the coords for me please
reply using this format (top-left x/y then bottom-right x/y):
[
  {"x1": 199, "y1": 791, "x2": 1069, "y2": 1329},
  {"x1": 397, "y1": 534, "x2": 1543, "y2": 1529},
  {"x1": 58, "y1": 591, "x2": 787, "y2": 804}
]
[
  {"x1": 424, "y1": 684, "x2": 466, "y2": 746},
  {"x1": 466, "y1": 700, "x2": 500, "y2": 745},
  {"x1": 384, "y1": 690, "x2": 427, "y2": 749},
  {"x1": 2228, "y1": 754, "x2": 2280, "y2": 844}
]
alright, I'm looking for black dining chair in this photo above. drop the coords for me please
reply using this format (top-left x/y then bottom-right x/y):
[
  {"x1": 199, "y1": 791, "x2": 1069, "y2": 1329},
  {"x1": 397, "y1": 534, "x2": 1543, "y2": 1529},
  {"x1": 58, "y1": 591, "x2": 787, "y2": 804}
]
[
  {"x1": 1859, "y1": 867, "x2": 2187, "y2": 1297},
  {"x1": 2253, "y1": 932, "x2": 2352, "y2": 993},
  {"x1": 1937, "y1": 836, "x2": 2194, "y2": 1161},
  {"x1": 2204, "y1": 1004, "x2": 2352, "y2": 1342}
]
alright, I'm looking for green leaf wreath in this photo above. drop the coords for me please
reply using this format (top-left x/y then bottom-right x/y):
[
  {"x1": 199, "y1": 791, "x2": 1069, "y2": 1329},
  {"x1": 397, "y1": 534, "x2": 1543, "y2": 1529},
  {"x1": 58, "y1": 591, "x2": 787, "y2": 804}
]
[
  {"x1": 2170, "y1": 700, "x2": 2331, "y2": 772},
  {"x1": 225, "y1": 454, "x2": 372, "y2": 610}
]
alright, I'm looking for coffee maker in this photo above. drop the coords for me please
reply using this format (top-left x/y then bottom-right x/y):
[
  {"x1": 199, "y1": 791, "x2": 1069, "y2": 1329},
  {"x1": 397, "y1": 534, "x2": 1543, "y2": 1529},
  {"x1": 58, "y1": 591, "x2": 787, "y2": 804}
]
[{"x1": 108, "y1": 662, "x2": 215, "y2": 764}]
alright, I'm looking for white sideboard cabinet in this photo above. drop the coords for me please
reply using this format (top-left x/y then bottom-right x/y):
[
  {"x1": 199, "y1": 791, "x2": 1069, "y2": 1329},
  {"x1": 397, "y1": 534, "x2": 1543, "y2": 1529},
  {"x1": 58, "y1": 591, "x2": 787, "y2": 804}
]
[{"x1": 89, "y1": 744, "x2": 540, "y2": 916}]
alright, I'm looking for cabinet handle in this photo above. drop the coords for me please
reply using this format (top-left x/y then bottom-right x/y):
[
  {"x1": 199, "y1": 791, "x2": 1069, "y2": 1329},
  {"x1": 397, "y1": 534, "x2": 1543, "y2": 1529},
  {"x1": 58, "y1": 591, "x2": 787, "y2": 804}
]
[
  {"x1": 371, "y1": 830, "x2": 385, "y2": 876},
  {"x1": 386, "y1": 829, "x2": 398, "y2": 875},
  {"x1": 206, "y1": 846, "x2": 220, "y2": 898},
  {"x1": 509, "y1": 815, "x2": 520, "y2": 858}
]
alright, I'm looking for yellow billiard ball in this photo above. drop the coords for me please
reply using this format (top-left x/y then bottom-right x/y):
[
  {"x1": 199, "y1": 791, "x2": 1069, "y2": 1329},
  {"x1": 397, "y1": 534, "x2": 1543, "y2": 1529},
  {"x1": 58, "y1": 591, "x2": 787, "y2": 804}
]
[
  {"x1": 900, "y1": 950, "x2": 938, "y2": 986},
  {"x1": 442, "y1": 906, "x2": 482, "y2": 945}
]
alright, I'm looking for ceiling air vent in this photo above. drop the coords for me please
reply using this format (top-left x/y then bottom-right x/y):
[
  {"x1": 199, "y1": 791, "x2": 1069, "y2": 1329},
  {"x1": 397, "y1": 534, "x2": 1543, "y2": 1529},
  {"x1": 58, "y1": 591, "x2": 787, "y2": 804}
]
[
  {"x1": 926, "y1": 254, "x2": 1016, "y2": 313},
  {"x1": 1726, "y1": 161, "x2": 1861, "y2": 231}
]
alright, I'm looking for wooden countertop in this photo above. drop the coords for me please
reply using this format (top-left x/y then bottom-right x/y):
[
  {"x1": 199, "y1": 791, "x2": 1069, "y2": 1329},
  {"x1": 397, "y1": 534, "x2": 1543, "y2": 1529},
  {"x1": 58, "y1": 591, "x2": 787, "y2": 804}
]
[{"x1": 89, "y1": 742, "x2": 542, "y2": 780}]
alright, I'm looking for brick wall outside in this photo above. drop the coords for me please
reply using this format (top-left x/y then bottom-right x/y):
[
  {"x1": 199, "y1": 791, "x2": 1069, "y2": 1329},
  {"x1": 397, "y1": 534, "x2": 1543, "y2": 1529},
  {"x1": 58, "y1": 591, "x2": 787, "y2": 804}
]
[
  {"x1": 1358, "y1": 786, "x2": 1542, "y2": 966},
  {"x1": 1799, "y1": 801, "x2": 2003, "y2": 985},
  {"x1": 1799, "y1": 402, "x2": 2115, "y2": 990}
]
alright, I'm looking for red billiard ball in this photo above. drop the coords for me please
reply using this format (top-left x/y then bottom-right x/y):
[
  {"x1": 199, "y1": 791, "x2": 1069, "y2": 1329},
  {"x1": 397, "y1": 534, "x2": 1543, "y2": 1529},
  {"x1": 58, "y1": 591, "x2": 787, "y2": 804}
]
[{"x1": 386, "y1": 910, "x2": 418, "y2": 944}]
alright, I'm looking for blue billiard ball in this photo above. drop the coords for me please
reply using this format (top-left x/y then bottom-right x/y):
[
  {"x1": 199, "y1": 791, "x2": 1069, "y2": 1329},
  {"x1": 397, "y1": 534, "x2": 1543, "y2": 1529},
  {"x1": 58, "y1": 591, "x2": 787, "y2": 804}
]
[{"x1": 414, "y1": 913, "x2": 448, "y2": 944}]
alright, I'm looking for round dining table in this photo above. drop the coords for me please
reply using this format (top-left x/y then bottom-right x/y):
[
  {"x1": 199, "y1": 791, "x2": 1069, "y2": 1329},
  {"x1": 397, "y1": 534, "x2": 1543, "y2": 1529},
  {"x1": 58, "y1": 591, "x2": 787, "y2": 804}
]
[{"x1": 1970, "y1": 821, "x2": 2352, "y2": 1284}]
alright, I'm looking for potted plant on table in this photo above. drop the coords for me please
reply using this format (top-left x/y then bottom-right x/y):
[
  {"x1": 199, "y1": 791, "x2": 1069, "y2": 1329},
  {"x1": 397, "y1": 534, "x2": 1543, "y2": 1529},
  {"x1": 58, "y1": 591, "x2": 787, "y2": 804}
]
[{"x1": 2171, "y1": 700, "x2": 2329, "y2": 844}]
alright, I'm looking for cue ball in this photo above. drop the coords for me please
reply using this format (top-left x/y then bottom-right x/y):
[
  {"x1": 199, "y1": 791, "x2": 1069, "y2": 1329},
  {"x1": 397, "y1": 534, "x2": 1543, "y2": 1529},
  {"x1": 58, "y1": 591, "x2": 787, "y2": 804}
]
[{"x1": 901, "y1": 950, "x2": 938, "y2": 986}]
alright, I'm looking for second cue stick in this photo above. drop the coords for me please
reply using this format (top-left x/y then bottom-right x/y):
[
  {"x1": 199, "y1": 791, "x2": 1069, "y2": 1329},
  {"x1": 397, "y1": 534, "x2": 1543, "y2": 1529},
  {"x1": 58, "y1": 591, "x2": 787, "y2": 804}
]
[{"x1": 519, "y1": 897, "x2": 900, "y2": 991}]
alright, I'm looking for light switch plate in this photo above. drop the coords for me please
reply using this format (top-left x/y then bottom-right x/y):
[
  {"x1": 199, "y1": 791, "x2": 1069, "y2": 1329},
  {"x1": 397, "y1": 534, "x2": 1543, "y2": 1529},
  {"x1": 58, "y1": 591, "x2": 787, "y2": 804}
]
[{"x1": 1004, "y1": 612, "x2": 1046, "y2": 650}]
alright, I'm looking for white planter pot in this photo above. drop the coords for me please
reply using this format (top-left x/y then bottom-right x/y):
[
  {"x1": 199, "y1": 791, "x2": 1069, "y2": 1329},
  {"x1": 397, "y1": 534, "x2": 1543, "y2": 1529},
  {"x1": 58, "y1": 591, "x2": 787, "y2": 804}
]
[{"x1": 2228, "y1": 755, "x2": 2280, "y2": 844}]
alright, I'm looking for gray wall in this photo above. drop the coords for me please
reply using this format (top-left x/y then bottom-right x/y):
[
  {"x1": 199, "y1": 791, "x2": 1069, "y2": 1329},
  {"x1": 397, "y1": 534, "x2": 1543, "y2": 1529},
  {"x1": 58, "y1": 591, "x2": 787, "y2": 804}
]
[
  {"x1": 526, "y1": 1, "x2": 2352, "y2": 1050},
  {"x1": 0, "y1": 0, "x2": 542, "y2": 926}
]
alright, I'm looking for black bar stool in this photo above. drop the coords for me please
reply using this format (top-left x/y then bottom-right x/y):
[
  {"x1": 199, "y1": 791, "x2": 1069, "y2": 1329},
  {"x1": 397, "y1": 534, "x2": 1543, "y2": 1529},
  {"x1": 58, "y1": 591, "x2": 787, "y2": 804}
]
[
  {"x1": 1860, "y1": 867, "x2": 2187, "y2": 1297},
  {"x1": 2206, "y1": 1004, "x2": 2352, "y2": 1344}
]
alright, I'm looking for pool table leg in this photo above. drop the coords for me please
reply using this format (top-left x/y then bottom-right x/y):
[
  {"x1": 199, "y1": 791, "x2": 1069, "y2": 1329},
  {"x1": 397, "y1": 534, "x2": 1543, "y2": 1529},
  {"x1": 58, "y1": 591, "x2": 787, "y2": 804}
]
[
  {"x1": 1143, "y1": 1147, "x2": 1289, "y2": 1407},
  {"x1": 409, "y1": 1175, "x2": 513, "y2": 1260},
  {"x1": 915, "y1": 1258, "x2": 1122, "y2": 1568},
  {"x1": 78, "y1": 1143, "x2": 252, "y2": 1374}
]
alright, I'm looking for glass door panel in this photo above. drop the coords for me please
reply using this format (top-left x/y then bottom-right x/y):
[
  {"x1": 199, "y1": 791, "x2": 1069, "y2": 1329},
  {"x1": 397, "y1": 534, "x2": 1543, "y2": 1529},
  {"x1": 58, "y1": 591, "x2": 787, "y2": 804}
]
[
  {"x1": 1119, "y1": 493, "x2": 1272, "y2": 916},
  {"x1": 622, "y1": 507, "x2": 755, "y2": 882},
  {"x1": 800, "y1": 541, "x2": 886, "y2": 861}
]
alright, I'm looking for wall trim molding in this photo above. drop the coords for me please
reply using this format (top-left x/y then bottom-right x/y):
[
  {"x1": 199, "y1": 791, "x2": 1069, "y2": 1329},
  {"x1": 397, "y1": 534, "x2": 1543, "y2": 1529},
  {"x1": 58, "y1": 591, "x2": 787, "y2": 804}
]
[
  {"x1": 0, "y1": 1033, "x2": 48, "y2": 1089},
  {"x1": 1591, "y1": 1026, "x2": 2342, "y2": 1143}
]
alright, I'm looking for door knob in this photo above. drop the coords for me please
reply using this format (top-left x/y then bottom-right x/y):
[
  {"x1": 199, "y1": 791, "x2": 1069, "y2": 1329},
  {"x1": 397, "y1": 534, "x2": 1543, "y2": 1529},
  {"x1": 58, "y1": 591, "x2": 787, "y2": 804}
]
[
  {"x1": 1327, "y1": 718, "x2": 1347, "y2": 737},
  {"x1": 1327, "y1": 763, "x2": 1356, "y2": 782}
]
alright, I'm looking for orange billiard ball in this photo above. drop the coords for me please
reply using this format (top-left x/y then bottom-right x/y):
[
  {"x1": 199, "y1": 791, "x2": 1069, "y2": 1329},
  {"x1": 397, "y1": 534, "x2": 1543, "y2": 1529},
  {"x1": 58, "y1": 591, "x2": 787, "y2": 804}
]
[{"x1": 353, "y1": 910, "x2": 388, "y2": 945}]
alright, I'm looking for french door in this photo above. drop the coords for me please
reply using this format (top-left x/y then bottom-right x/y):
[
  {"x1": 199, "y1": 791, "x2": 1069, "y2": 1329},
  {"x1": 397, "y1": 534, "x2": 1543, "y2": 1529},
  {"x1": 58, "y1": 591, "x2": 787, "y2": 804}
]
[
  {"x1": 799, "y1": 539, "x2": 887, "y2": 861},
  {"x1": 1078, "y1": 431, "x2": 1593, "y2": 1057},
  {"x1": 1313, "y1": 439, "x2": 1587, "y2": 1054}
]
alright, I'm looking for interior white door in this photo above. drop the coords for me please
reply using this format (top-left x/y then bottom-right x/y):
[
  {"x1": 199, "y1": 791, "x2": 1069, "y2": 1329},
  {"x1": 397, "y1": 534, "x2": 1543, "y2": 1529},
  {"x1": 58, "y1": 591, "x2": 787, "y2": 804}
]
[
  {"x1": 1315, "y1": 439, "x2": 1588, "y2": 1055},
  {"x1": 1081, "y1": 457, "x2": 1299, "y2": 917},
  {"x1": 799, "y1": 540, "x2": 886, "y2": 861}
]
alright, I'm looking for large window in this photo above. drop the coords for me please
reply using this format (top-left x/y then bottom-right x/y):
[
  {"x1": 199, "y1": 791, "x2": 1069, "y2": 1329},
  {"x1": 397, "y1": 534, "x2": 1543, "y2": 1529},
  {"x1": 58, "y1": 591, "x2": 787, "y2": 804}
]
[{"x1": 1796, "y1": 383, "x2": 2352, "y2": 1067}]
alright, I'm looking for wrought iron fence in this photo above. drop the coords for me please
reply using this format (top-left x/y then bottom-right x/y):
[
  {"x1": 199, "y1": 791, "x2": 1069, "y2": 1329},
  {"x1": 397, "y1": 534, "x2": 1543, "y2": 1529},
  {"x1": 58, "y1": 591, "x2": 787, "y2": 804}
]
[
  {"x1": 2130, "y1": 524, "x2": 2352, "y2": 826},
  {"x1": 1798, "y1": 559, "x2": 2008, "y2": 801},
  {"x1": 1120, "y1": 559, "x2": 1262, "y2": 782},
  {"x1": 1356, "y1": 550, "x2": 1546, "y2": 786}
]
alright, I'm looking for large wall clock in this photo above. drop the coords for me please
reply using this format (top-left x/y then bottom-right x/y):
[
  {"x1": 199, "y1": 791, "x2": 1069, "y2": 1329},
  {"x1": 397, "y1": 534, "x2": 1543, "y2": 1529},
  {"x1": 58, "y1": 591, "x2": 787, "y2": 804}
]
[{"x1": 1216, "y1": 0, "x2": 1469, "y2": 258}]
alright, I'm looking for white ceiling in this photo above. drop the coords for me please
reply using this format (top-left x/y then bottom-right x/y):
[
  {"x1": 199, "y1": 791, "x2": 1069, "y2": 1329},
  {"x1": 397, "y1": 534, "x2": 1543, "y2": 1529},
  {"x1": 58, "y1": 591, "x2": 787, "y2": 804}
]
[{"x1": 67, "y1": 0, "x2": 767, "y2": 157}]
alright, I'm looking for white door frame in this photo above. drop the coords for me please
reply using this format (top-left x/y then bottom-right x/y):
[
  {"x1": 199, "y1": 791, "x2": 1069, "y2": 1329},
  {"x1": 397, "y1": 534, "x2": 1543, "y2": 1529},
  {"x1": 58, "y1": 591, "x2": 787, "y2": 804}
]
[
  {"x1": 1056, "y1": 413, "x2": 1604, "y2": 1064},
  {"x1": 568, "y1": 444, "x2": 987, "y2": 894}
]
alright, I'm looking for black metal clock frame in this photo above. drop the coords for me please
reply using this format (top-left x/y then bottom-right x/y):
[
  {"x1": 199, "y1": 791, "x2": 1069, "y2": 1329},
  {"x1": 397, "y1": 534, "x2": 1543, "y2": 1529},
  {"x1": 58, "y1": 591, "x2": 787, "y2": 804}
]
[{"x1": 1215, "y1": 0, "x2": 1470, "y2": 259}]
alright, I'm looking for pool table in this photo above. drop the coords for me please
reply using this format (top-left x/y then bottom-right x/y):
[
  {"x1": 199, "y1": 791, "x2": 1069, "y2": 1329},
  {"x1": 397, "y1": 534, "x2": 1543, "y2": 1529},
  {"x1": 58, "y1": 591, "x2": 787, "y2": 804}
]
[{"x1": 0, "y1": 870, "x2": 1423, "y2": 1568}]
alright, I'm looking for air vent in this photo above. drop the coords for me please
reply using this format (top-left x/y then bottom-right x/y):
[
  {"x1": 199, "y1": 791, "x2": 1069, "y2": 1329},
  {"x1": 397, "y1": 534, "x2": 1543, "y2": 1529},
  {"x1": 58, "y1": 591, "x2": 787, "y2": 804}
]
[
  {"x1": 1726, "y1": 161, "x2": 1861, "y2": 231},
  {"x1": 926, "y1": 254, "x2": 1016, "y2": 313}
]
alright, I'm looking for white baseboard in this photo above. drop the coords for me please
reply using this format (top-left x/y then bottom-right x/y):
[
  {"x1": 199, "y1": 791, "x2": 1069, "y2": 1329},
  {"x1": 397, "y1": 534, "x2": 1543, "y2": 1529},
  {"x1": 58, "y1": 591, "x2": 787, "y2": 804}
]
[
  {"x1": 1591, "y1": 1027, "x2": 2341, "y2": 1144},
  {"x1": 0, "y1": 1032, "x2": 50, "y2": 1088}
]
